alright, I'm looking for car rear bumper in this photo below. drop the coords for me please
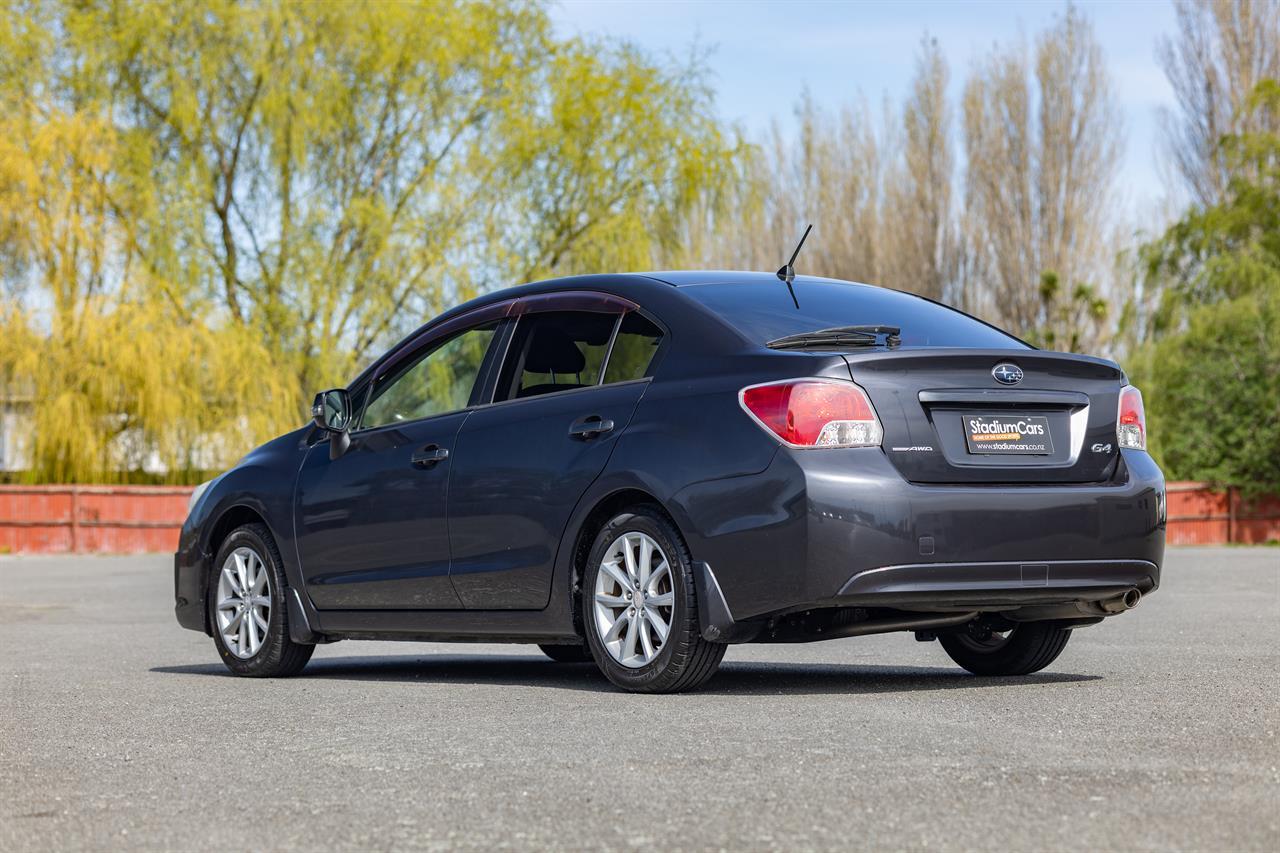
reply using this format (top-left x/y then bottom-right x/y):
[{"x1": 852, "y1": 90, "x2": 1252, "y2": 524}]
[
  {"x1": 672, "y1": 446, "x2": 1166, "y2": 627},
  {"x1": 836, "y1": 558, "x2": 1159, "y2": 607}
]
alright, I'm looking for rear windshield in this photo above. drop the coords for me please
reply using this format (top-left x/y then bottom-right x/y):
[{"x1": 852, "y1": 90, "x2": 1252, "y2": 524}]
[{"x1": 682, "y1": 280, "x2": 1029, "y2": 349}]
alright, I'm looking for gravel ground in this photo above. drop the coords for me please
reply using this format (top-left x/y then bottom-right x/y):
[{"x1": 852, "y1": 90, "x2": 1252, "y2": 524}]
[{"x1": 1, "y1": 547, "x2": 1277, "y2": 852}]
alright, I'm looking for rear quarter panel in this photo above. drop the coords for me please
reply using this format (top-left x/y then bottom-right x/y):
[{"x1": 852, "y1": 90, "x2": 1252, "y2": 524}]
[{"x1": 609, "y1": 353, "x2": 851, "y2": 615}]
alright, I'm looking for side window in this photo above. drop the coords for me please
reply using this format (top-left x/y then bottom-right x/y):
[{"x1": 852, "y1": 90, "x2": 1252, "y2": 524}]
[
  {"x1": 360, "y1": 322, "x2": 497, "y2": 429},
  {"x1": 494, "y1": 311, "x2": 616, "y2": 402},
  {"x1": 603, "y1": 313, "x2": 663, "y2": 384}
]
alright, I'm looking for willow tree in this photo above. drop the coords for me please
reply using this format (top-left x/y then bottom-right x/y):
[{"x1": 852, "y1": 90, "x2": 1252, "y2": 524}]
[
  {"x1": 0, "y1": 0, "x2": 740, "y2": 482},
  {"x1": 0, "y1": 100, "x2": 296, "y2": 482}
]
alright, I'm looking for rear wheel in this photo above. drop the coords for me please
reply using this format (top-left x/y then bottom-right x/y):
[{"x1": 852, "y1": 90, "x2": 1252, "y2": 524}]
[
  {"x1": 939, "y1": 621, "x2": 1071, "y2": 676},
  {"x1": 582, "y1": 507, "x2": 726, "y2": 693},
  {"x1": 208, "y1": 523, "x2": 314, "y2": 677},
  {"x1": 538, "y1": 643, "x2": 592, "y2": 663}
]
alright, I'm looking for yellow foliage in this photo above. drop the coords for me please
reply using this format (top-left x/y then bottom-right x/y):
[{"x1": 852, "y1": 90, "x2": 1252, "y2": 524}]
[
  {"x1": 0, "y1": 0, "x2": 742, "y2": 483},
  {"x1": 0, "y1": 301, "x2": 298, "y2": 484}
]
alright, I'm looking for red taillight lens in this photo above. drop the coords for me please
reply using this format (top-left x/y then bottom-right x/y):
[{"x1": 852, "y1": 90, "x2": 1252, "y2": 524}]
[
  {"x1": 1117, "y1": 385, "x2": 1146, "y2": 450},
  {"x1": 740, "y1": 380, "x2": 883, "y2": 448}
]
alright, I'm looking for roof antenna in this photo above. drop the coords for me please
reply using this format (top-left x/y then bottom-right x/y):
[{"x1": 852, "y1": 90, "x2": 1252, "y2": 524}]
[{"x1": 776, "y1": 223, "x2": 812, "y2": 310}]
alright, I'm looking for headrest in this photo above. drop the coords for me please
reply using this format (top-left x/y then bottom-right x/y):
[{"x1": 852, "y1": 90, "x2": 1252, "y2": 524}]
[{"x1": 524, "y1": 325, "x2": 586, "y2": 374}]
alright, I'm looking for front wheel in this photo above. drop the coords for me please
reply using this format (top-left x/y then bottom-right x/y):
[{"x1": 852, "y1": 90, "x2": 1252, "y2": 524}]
[
  {"x1": 208, "y1": 523, "x2": 314, "y2": 677},
  {"x1": 939, "y1": 621, "x2": 1072, "y2": 676},
  {"x1": 582, "y1": 507, "x2": 726, "y2": 693}
]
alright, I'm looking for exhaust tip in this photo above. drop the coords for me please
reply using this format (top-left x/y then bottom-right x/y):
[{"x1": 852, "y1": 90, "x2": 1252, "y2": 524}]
[{"x1": 1098, "y1": 588, "x2": 1142, "y2": 614}]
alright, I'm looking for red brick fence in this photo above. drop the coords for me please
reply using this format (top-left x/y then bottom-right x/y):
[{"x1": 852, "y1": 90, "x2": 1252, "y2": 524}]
[
  {"x1": 0, "y1": 485, "x2": 194, "y2": 554},
  {"x1": 1165, "y1": 481, "x2": 1280, "y2": 546},
  {"x1": 0, "y1": 481, "x2": 1276, "y2": 555}
]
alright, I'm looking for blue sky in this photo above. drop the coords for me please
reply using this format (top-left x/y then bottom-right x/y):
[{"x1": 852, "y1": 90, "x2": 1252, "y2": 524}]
[{"x1": 552, "y1": 0, "x2": 1181, "y2": 219}]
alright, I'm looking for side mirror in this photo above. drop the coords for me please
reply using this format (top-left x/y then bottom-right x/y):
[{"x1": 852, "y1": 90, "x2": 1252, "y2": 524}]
[
  {"x1": 311, "y1": 389, "x2": 353, "y2": 460},
  {"x1": 311, "y1": 389, "x2": 352, "y2": 433}
]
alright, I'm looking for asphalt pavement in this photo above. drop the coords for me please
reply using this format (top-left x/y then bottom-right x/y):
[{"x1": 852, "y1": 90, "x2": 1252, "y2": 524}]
[{"x1": 1, "y1": 547, "x2": 1277, "y2": 851}]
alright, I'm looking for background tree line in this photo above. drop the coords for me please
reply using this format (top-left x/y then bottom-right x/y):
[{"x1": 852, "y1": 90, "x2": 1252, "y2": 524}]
[{"x1": 1, "y1": 0, "x2": 1277, "y2": 492}]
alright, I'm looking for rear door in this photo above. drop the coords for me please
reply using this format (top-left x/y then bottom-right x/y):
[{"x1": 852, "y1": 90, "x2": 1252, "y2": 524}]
[{"x1": 447, "y1": 296, "x2": 665, "y2": 609}]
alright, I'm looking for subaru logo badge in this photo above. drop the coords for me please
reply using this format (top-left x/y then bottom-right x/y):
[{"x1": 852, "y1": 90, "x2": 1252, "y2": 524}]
[{"x1": 992, "y1": 363, "x2": 1024, "y2": 385}]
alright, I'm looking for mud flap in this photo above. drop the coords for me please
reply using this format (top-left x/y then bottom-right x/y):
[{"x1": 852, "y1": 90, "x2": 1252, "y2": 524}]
[
  {"x1": 287, "y1": 588, "x2": 332, "y2": 644},
  {"x1": 693, "y1": 561, "x2": 761, "y2": 643}
]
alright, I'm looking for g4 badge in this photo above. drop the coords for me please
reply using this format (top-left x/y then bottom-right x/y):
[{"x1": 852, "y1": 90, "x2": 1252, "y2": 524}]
[{"x1": 1091, "y1": 443, "x2": 1113, "y2": 454}]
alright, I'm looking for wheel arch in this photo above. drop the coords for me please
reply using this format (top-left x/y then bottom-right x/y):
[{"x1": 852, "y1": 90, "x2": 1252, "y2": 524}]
[
  {"x1": 205, "y1": 504, "x2": 270, "y2": 557},
  {"x1": 565, "y1": 486, "x2": 690, "y2": 638},
  {"x1": 198, "y1": 502, "x2": 277, "y2": 634}
]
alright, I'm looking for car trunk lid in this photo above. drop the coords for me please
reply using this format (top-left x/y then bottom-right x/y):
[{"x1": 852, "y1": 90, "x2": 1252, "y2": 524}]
[{"x1": 843, "y1": 349, "x2": 1124, "y2": 484}]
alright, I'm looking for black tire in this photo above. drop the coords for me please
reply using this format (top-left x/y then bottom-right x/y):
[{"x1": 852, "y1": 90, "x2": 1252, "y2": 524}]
[
  {"x1": 939, "y1": 621, "x2": 1072, "y2": 676},
  {"x1": 208, "y1": 523, "x2": 314, "y2": 678},
  {"x1": 581, "y1": 506, "x2": 726, "y2": 693},
  {"x1": 538, "y1": 643, "x2": 593, "y2": 663}
]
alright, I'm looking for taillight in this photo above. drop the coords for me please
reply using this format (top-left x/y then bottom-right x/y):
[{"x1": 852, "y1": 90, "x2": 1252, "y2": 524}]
[
  {"x1": 1117, "y1": 385, "x2": 1146, "y2": 450},
  {"x1": 740, "y1": 379, "x2": 883, "y2": 448}
]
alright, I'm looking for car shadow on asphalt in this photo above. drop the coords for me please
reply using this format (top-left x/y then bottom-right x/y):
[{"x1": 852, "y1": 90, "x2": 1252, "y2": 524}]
[{"x1": 151, "y1": 655, "x2": 1100, "y2": 696}]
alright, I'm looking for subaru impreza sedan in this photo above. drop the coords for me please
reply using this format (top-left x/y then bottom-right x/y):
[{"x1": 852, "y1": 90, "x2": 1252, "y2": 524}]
[{"x1": 174, "y1": 271, "x2": 1165, "y2": 692}]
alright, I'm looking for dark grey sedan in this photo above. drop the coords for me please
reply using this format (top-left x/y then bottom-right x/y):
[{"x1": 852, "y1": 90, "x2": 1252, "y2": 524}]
[{"x1": 175, "y1": 271, "x2": 1165, "y2": 692}]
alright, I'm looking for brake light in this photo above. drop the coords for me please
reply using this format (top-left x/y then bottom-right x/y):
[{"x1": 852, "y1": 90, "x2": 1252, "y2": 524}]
[
  {"x1": 1117, "y1": 385, "x2": 1146, "y2": 450},
  {"x1": 740, "y1": 379, "x2": 883, "y2": 448}
]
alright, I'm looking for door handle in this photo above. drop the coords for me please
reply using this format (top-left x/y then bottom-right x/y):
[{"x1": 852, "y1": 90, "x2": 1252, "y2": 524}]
[
  {"x1": 410, "y1": 445, "x2": 450, "y2": 468},
  {"x1": 568, "y1": 415, "x2": 615, "y2": 440}
]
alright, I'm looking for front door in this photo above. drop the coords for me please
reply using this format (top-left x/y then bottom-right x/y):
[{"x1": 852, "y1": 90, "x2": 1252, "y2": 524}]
[
  {"x1": 448, "y1": 308, "x2": 663, "y2": 609},
  {"x1": 294, "y1": 321, "x2": 499, "y2": 609}
]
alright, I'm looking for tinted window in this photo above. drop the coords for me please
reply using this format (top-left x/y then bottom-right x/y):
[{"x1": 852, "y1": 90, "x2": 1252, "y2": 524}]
[
  {"x1": 360, "y1": 323, "x2": 497, "y2": 429},
  {"x1": 494, "y1": 311, "x2": 617, "y2": 402},
  {"x1": 683, "y1": 280, "x2": 1028, "y2": 349},
  {"x1": 603, "y1": 313, "x2": 663, "y2": 383}
]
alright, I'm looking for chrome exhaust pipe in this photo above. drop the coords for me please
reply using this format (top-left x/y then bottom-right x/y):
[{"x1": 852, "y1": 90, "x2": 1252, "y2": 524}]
[{"x1": 1098, "y1": 588, "x2": 1142, "y2": 614}]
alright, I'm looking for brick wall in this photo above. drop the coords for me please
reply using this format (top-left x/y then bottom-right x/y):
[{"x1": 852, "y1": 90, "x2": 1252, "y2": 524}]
[
  {"x1": 1165, "y1": 482, "x2": 1280, "y2": 546},
  {"x1": 0, "y1": 485, "x2": 194, "y2": 554}
]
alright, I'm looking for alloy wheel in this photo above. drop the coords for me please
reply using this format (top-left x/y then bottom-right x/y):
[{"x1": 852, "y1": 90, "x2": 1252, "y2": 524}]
[
  {"x1": 593, "y1": 532, "x2": 675, "y2": 668},
  {"x1": 215, "y1": 546, "x2": 272, "y2": 659}
]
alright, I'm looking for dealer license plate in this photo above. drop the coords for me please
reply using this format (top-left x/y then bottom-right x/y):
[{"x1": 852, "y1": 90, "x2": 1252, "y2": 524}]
[{"x1": 962, "y1": 414, "x2": 1054, "y2": 455}]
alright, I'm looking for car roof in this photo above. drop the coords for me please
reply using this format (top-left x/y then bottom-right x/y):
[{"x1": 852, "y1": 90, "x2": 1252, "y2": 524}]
[
  {"x1": 421, "y1": 270, "x2": 883, "y2": 348},
  {"x1": 435, "y1": 271, "x2": 869, "y2": 318},
  {"x1": 641, "y1": 270, "x2": 872, "y2": 289},
  {"x1": 350, "y1": 269, "x2": 1013, "y2": 390},
  {"x1": 640, "y1": 268, "x2": 829, "y2": 285}
]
